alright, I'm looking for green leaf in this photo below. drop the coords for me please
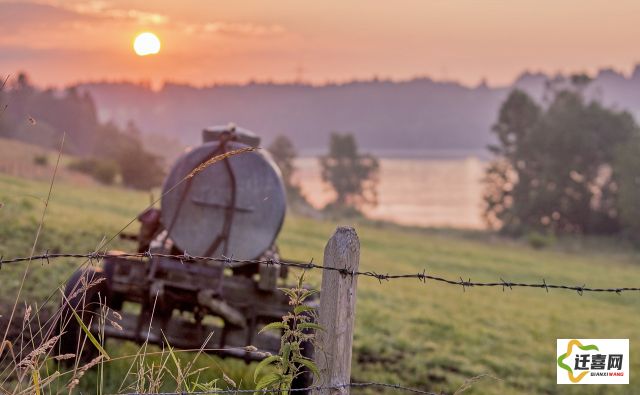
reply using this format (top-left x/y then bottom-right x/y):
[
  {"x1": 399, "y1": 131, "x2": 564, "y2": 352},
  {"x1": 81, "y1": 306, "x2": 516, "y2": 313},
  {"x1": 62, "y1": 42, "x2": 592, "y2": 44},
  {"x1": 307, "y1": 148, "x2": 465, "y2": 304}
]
[
  {"x1": 293, "y1": 305, "x2": 314, "y2": 315},
  {"x1": 278, "y1": 288, "x2": 297, "y2": 299},
  {"x1": 296, "y1": 322, "x2": 323, "y2": 331},
  {"x1": 255, "y1": 373, "x2": 281, "y2": 394},
  {"x1": 259, "y1": 321, "x2": 287, "y2": 334},
  {"x1": 293, "y1": 356, "x2": 320, "y2": 378},
  {"x1": 253, "y1": 355, "x2": 281, "y2": 383},
  {"x1": 60, "y1": 290, "x2": 110, "y2": 360},
  {"x1": 281, "y1": 343, "x2": 292, "y2": 369},
  {"x1": 299, "y1": 289, "x2": 319, "y2": 302}
]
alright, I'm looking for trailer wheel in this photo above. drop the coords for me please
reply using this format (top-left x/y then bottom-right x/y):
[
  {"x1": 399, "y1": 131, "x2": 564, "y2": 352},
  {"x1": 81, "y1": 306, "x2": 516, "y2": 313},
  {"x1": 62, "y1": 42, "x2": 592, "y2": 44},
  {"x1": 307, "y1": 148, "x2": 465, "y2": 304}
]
[{"x1": 57, "y1": 268, "x2": 109, "y2": 363}]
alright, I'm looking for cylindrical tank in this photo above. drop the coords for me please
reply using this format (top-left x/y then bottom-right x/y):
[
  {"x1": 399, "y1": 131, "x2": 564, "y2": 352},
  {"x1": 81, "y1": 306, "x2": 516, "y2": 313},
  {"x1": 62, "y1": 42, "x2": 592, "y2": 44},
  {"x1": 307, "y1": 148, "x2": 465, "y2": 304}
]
[{"x1": 160, "y1": 125, "x2": 286, "y2": 260}]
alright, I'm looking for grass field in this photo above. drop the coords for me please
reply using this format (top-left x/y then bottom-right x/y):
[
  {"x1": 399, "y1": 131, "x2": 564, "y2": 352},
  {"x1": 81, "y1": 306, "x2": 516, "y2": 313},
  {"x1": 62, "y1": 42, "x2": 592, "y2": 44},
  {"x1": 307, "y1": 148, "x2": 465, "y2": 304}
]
[{"x1": 1, "y1": 146, "x2": 640, "y2": 394}]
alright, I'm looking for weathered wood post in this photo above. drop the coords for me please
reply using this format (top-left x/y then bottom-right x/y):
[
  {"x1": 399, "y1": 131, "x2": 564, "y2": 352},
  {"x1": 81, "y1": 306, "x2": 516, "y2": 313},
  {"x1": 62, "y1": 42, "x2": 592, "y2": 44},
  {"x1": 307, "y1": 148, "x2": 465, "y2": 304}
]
[{"x1": 313, "y1": 226, "x2": 360, "y2": 395}]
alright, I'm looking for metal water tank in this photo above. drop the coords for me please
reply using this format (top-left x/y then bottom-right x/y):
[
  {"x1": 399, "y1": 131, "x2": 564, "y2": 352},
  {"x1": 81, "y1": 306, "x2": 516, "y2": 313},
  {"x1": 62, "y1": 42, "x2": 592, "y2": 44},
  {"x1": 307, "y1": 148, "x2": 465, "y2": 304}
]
[{"x1": 160, "y1": 125, "x2": 286, "y2": 260}]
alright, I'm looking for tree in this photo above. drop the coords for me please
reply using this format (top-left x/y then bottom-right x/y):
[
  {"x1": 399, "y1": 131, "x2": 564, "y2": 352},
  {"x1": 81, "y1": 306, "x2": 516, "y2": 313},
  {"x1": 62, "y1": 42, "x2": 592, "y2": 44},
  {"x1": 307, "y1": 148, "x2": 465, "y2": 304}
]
[
  {"x1": 268, "y1": 135, "x2": 305, "y2": 202},
  {"x1": 2, "y1": 72, "x2": 36, "y2": 140},
  {"x1": 95, "y1": 122, "x2": 165, "y2": 190},
  {"x1": 0, "y1": 77, "x2": 9, "y2": 138},
  {"x1": 615, "y1": 137, "x2": 640, "y2": 241},
  {"x1": 484, "y1": 90, "x2": 541, "y2": 232},
  {"x1": 484, "y1": 79, "x2": 639, "y2": 235},
  {"x1": 319, "y1": 133, "x2": 379, "y2": 211}
]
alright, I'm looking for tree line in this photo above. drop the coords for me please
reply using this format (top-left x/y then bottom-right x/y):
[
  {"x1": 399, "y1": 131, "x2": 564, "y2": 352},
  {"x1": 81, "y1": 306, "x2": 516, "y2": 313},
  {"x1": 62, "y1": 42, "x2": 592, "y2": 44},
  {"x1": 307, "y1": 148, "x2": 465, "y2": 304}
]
[{"x1": 0, "y1": 73, "x2": 164, "y2": 189}]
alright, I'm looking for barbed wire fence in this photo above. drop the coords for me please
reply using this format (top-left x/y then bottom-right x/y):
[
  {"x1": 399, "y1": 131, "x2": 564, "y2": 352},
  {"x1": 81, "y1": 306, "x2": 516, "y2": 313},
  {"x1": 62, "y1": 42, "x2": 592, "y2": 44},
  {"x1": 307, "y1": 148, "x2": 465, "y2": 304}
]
[{"x1": 1, "y1": 251, "x2": 639, "y2": 295}]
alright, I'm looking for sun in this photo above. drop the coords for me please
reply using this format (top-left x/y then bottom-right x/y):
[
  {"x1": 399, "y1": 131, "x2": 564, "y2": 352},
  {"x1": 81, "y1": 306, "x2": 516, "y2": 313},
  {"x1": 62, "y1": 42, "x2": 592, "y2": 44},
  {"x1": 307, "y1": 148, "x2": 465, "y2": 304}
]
[{"x1": 133, "y1": 32, "x2": 161, "y2": 56}]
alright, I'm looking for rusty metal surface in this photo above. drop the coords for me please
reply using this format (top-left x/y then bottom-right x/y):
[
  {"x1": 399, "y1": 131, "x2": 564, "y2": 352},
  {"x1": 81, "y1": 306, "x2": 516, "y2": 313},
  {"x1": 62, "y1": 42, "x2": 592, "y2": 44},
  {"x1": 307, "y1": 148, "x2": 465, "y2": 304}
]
[
  {"x1": 101, "y1": 254, "x2": 293, "y2": 356},
  {"x1": 160, "y1": 140, "x2": 286, "y2": 259}
]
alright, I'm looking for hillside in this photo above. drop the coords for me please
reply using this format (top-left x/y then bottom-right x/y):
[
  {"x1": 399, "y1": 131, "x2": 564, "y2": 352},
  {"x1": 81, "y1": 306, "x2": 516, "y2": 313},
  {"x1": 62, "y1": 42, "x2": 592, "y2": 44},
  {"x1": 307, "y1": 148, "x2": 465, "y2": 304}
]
[
  {"x1": 0, "y1": 137, "x2": 96, "y2": 185},
  {"x1": 78, "y1": 65, "x2": 640, "y2": 153},
  {"x1": 1, "y1": 165, "x2": 639, "y2": 394}
]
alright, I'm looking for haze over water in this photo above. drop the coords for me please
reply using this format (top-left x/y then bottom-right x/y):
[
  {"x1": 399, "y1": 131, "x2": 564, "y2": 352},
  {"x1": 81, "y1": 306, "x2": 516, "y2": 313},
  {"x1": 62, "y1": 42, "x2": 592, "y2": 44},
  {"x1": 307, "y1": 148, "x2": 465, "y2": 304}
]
[{"x1": 295, "y1": 156, "x2": 486, "y2": 229}]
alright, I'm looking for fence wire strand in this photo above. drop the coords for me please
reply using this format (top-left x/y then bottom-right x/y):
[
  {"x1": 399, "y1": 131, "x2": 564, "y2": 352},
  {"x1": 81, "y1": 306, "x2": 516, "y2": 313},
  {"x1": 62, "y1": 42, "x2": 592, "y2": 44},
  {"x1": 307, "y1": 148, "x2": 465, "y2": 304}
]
[
  {"x1": 1, "y1": 251, "x2": 639, "y2": 295},
  {"x1": 118, "y1": 382, "x2": 443, "y2": 395}
]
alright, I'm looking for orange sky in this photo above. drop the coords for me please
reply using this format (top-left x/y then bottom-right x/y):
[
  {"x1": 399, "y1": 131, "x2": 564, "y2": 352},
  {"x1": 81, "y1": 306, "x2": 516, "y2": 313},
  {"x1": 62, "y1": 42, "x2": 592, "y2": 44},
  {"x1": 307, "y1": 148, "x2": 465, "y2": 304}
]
[{"x1": 1, "y1": 0, "x2": 640, "y2": 87}]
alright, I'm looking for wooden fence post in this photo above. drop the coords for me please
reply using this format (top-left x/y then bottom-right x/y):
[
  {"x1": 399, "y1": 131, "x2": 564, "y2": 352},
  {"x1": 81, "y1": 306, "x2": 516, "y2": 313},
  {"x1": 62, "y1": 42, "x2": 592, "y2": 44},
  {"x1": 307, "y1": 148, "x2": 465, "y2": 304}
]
[{"x1": 313, "y1": 226, "x2": 360, "y2": 395}]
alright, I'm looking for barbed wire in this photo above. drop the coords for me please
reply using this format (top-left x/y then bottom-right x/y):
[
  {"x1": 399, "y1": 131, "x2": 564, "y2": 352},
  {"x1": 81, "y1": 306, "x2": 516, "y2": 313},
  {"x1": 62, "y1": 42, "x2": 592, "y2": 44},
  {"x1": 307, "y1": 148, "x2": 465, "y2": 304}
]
[
  {"x1": 119, "y1": 382, "x2": 443, "y2": 395},
  {"x1": 1, "y1": 251, "x2": 639, "y2": 295}
]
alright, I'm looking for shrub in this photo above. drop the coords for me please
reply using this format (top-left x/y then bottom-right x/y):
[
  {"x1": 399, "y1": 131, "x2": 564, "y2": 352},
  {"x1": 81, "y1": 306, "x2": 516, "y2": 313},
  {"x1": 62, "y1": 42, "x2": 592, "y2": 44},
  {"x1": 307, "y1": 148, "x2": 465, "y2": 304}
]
[
  {"x1": 33, "y1": 154, "x2": 48, "y2": 166},
  {"x1": 94, "y1": 122, "x2": 165, "y2": 190},
  {"x1": 526, "y1": 231, "x2": 556, "y2": 249},
  {"x1": 68, "y1": 157, "x2": 119, "y2": 185}
]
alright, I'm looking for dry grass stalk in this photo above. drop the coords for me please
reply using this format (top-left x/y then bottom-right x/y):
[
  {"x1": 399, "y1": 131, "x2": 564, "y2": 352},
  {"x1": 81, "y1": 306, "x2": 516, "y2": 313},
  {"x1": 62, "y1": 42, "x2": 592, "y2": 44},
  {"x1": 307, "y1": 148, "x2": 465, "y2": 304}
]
[
  {"x1": 108, "y1": 319, "x2": 123, "y2": 331},
  {"x1": 66, "y1": 277, "x2": 106, "y2": 300},
  {"x1": 67, "y1": 355, "x2": 104, "y2": 390},
  {"x1": 187, "y1": 147, "x2": 256, "y2": 179},
  {"x1": 22, "y1": 306, "x2": 31, "y2": 324},
  {"x1": 222, "y1": 372, "x2": 237, "y2": 388},
  {"x1": 453, "y1": 373, "x2": 502, "y2": 394},
  {"x1": 0, "y1": 340, "x2": 16, "y2": 365},
  {"x1": 52, "y1": 353, "x2": 75, "y2": 361},
  {"x1": 16, "y1": 334, "x2": 61, "y2": 370}
]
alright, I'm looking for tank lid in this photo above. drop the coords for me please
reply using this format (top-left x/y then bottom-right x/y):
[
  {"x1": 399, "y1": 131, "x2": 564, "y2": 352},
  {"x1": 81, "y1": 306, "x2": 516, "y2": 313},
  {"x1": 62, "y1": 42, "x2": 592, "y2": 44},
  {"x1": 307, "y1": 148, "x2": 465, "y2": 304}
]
[{"x1": 202, "y1": 124, "x2": 261, "y2": 147}]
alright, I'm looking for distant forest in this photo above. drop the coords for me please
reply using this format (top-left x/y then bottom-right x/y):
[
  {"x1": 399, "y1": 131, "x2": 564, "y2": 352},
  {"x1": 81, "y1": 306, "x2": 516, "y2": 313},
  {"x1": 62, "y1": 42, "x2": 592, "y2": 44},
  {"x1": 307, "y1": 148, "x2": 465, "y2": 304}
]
[
  {"x1": 76, "y1": 65, "x2": 640, "y2": 155},
  {"x1": 0, "y1": 73, "x2": 167, "y2": 189},
  {"x1": 4, "y1": 65, "x2": 640, "y2": 157}
]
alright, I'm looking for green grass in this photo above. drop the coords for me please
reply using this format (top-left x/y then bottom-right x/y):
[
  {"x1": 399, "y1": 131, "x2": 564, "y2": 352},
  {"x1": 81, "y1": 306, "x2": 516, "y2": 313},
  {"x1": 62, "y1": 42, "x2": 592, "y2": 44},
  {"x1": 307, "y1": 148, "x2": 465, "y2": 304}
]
[{"x1": 1, "y1": 171, "x2": 640, "y2": 394}]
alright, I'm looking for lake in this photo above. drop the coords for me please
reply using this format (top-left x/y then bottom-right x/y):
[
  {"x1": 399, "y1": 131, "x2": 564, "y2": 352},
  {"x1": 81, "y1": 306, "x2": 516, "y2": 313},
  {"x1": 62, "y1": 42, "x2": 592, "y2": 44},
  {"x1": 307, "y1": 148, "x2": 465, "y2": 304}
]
[{"x1": 294, "y1": 156, "x2": 487, "y2": 229}]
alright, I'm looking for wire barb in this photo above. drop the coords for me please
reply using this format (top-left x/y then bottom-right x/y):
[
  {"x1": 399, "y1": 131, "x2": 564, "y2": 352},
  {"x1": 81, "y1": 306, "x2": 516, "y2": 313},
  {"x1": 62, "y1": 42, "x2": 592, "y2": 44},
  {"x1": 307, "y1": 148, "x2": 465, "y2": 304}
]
[
  {"x1": 41, "y1": 249, "x2": 50, "y2": 266},
  {"x1": 500, "y1": 277, "x2": 512, "y2": 292},
  {"x1": 418, "y1": 268, "x2": 427, "y2": 283}
]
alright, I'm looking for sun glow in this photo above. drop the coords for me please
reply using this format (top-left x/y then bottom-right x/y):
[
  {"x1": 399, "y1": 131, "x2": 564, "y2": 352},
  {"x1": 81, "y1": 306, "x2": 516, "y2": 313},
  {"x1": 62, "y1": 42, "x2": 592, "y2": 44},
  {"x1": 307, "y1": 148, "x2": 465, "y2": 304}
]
[{"x1": 133, "y1": 32, "x2": 161, "y2": 56}]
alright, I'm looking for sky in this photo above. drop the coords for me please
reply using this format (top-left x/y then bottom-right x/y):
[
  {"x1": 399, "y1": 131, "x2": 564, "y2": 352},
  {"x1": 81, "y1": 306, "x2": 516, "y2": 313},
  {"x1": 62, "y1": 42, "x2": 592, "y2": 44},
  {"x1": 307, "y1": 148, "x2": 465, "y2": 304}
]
[{"x1": 2, "y1": 0, "x2": 640, "y2": 88}]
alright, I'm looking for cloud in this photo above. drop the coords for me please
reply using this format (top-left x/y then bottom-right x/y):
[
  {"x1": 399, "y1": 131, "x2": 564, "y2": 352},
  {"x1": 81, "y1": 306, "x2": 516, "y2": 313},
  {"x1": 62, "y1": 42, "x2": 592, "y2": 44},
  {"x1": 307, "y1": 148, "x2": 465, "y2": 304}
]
[
  {"x1": 185, "y1": 21, "x2": 286, "y2": 37},
  {"x1": 68, "y1": 0, "x2": 169, "y2": 25},
  {"x1": 0, "y1": 1, "x2": 95, "y2": 33},
  {"x1": 103, "y1": 8, "x2": 168, "y2": 24},
  {"x1": 0, "y1": 0, "x2": 169, "y2": 33}
]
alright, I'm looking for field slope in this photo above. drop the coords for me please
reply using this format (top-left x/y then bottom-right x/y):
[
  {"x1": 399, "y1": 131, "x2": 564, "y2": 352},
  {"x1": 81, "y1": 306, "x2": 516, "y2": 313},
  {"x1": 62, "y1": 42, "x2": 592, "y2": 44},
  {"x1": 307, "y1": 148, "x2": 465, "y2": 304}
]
[{"x1": 0, "y1": 165, "x2": 639, "y2": 394}]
